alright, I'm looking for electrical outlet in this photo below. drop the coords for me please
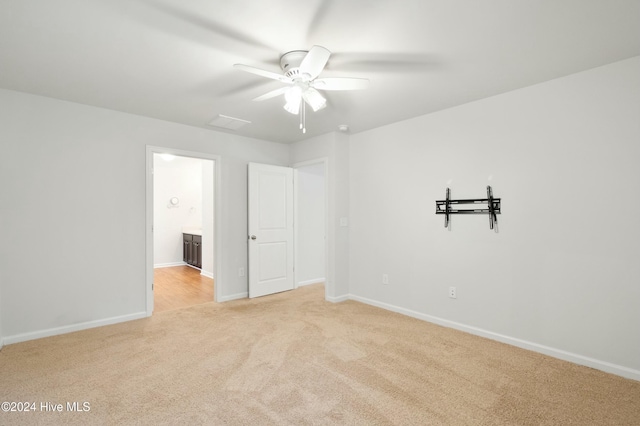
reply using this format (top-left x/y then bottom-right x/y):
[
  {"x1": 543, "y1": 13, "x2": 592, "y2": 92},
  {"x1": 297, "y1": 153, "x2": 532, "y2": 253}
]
[
  {"x1": 382, "y1": 274, "x2": 389, "y2": 285},
  {"x1": 239, "y1": 267, "x2": 245, "y2": 277},
  {"x1": 449, "y1": 286, "x2": 457, "y2": 299}
]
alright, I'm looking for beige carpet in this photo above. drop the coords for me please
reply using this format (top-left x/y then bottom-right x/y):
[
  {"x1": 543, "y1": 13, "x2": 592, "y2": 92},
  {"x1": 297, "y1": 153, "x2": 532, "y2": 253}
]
[{"x1": 1, "y1": 284, "x2": 638, "y2": 425}]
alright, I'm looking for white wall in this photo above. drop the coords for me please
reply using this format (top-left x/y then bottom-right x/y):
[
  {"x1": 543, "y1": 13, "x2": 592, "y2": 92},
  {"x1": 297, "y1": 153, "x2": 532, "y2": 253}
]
[
  {"x1": 296, "y1": 162, "x2": 326, "y2": 286},
  {"x1": 201, "y1": 160, "x2": 215, "y2": 277},
  {"x1": 290, "y1": 132, "x2": 350, "y2": 301},
  {"x1": 0, "y1": 287, "x2": 3, "y2": 349},
  {"x1": 153, "y1": 155, "x2": 203, "y2": 267},
  {"x1": 348, "y1": 56, "x2": 640, "y2": 379},
  {"x1": 0, "y1": 88, "x2": 289, "y2": 342}
]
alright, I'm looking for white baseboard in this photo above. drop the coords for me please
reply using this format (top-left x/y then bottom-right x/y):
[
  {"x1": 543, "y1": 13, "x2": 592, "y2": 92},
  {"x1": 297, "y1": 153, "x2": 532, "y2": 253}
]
[
  {"x1": 200, "y1": 270, "x2": 214, "y2": 279},
  {"x1": 154, "y1": 262, "x2": 186, "y2": 268},
  {"x1": 326, "y1": 294, "x2": 350, "y2": 303},
  {"x1": 348, "y1": 294, "x2": 640, "y2": 382},
  {"x1": 298, "y1": 278, "x2": 325, "y2": 287},
  {"x1": 218, "y1": 292, "x2": 247, "y2": 302},
  {"x1": 2, "y1": 312, "x2": 148, "y2": 346}
]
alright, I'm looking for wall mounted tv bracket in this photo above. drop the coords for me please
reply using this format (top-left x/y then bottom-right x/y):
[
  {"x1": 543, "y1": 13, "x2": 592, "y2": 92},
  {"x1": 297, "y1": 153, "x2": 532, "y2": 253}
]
[{"x1": 435, "y1": 186, "x2": 501, "y2": 230}]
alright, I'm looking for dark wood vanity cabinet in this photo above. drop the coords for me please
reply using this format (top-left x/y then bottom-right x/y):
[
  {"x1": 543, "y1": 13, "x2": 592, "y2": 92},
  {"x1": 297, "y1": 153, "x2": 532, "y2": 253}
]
[{"x1": 183, "y1": 233, "x2": 202, "y2": 269}]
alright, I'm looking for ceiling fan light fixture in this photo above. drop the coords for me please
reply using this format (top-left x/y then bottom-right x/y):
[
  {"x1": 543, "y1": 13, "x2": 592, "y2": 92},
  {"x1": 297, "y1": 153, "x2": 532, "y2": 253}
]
[
  {"x1": 234, "y1": 45, "x2": 369, "y2": 134},
  {"x1": 283, "y1": 99, "x2": 301, "y2": 115},
  {"x1": 284, "y1": 86, "x2": 302, "y2": 114},
  {"x1": 302, "y1": 88, "x2": 327, "y2": 112}
]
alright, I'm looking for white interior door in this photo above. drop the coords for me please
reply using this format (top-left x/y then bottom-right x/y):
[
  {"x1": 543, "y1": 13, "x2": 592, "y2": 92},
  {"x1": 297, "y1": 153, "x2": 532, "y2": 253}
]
[{"x1": 248, "y1": 163, "x2": 294, "y2": 298}]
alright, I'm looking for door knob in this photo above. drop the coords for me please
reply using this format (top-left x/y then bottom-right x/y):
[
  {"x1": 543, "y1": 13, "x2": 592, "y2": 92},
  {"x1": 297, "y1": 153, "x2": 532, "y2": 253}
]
[{"x1": 250, "y1": 235, "x2": 257, "y2": 240}]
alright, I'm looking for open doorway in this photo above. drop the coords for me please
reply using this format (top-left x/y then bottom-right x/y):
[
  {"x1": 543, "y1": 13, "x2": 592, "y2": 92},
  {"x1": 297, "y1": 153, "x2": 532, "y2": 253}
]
[
  {"x1": 294, "y1": 159, "x2": 328, "y2": 290},
  {"x1": 153, "y1": 154, "x2": 214, "y2": 312},
  {"x1": 246, "y1": 160, "x2": 328, "y2": 299},
  {"x1": 145, "y1": 147, "x2": 222, "y2": 316}
]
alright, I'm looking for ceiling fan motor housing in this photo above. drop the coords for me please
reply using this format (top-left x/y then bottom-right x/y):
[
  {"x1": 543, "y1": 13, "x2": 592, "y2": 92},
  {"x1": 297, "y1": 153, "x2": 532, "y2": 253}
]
[{"x1": 281, "y1": 50, "x2": 310, "y2": 80}]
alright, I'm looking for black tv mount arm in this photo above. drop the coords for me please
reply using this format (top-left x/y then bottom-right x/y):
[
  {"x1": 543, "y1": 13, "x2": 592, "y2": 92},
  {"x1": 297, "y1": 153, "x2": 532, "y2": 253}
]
[{"x1": 435, "y1": 186, "x2": 501, "y2": 230}]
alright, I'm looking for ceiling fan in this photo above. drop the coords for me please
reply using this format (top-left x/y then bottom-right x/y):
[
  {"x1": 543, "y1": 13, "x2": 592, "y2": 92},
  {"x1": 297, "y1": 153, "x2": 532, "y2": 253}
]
[{"x1": 234, "y1": 45, "x2": 369, "y2": 133}]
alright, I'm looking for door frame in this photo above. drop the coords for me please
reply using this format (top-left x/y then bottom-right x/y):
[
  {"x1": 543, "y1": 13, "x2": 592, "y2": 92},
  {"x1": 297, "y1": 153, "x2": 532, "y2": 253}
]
[
  {"x1": 292, "y1": 157, "x2": 329, "y2": 297},
  {"x1": 145, "y1": 146, "x2": 222, "y2": 315}
]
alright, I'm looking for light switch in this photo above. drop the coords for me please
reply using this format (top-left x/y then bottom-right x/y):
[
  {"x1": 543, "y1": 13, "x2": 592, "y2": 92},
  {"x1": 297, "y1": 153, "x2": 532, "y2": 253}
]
[{"x1": 340, "y1": 217, "x2": 348, "y2": 227}]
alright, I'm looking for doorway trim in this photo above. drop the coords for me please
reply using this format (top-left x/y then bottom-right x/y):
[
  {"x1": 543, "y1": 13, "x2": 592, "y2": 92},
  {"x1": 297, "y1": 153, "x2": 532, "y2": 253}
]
[
  {"x1": 292, "y1": 157, "x2": 329, "y2": 299},
  {"x1": 145, "y1": 146, "x2": 223, "y2": 316}
]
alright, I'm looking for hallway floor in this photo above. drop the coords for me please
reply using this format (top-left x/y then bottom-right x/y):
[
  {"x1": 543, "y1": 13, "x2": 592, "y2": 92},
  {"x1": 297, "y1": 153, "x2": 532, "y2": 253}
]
[{"x1": 153, "y1": 265, "x2": 214, "y2": 313}]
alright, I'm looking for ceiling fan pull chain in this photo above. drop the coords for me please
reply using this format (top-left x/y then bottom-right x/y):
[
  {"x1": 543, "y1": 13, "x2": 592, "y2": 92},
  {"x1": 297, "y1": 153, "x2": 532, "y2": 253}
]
[{"x1": 301, "y1": 101, "x2": 306, "y2": 133}]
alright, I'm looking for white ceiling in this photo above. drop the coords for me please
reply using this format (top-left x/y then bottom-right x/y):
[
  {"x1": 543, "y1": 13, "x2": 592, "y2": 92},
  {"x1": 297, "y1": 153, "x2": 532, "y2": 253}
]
[{"x1": 1, "y1": 0, "x2": 638, "y2": 144}]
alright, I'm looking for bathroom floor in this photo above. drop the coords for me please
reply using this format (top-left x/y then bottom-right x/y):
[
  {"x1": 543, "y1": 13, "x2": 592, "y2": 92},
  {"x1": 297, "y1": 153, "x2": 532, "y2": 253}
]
[{"x1": 153, "y1": 265, "x2": 214, "y2": 313}]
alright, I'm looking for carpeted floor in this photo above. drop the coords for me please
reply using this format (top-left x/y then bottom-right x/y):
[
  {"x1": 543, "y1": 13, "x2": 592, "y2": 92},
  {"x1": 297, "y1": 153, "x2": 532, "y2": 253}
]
[{"x1": 1, "y1": 284, "x2": 639, "y2": 425}]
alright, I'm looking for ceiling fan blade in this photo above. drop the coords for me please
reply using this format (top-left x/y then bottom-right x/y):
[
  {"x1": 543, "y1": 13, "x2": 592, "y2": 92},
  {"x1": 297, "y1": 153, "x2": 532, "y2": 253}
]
[
  {"x1": 234, "y1": 64, "x2": 292, "y2": 83},
  {"x1": 329, "y1": 52, "x2": 439, "y2": 72},
  {"x1": 144, "y1": 2, "x2": 275, "y2": 51},
  {"x1": 306, "y1": 0, "x2": 335, "y2": 41},
  {"x1": 313, "y1": 77, "x2": 370, "y2": 91},
  {"x1": 252, "y1": 86, "x2": 290, "y2": 102},
  {"x1": 299, "y1": 45, "x2": 331, "y2": 80}
]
